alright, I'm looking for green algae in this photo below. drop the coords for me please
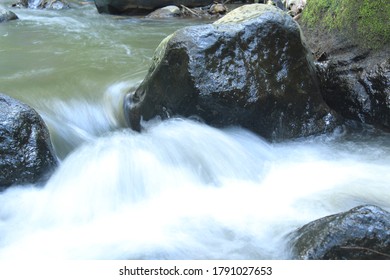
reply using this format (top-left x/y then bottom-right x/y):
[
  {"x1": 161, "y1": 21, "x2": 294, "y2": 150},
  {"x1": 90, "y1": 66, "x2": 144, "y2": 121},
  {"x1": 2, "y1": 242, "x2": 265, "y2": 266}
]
[{"x1": 302, "y1": 0, "x2": 390, "y2": 49}]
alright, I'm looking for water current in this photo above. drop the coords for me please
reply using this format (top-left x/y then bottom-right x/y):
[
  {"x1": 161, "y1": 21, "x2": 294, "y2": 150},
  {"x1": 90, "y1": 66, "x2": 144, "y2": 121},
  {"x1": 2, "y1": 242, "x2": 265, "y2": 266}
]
[{"x1": 0, "y1": 1, "x2": 389, "y2": 259}]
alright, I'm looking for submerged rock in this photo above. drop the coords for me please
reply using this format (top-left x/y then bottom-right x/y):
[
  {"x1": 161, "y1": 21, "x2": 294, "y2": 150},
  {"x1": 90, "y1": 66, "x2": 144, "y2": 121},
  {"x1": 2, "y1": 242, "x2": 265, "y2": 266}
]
[
  {"x1": 124, "y1": 4, "x2": 341, "y2": 140},
  {"x1": 94, "y1": 0, "x2": 213, "y2": 15},
  {"x1": 290, "y1": 205, "x2": 390, "y2": 260},
  {"x1": 0, "y1": 7, "x2": 18, "y2": 22},
  {"x1": 0, "y1": 93, "x2": 58, "y2": 190}
]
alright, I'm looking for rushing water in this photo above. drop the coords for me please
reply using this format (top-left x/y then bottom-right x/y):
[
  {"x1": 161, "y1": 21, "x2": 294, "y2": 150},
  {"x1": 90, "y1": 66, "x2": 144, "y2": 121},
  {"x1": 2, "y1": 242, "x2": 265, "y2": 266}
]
[{"x1": 0, "y1": 2, "x2": 390, "y2": 260}]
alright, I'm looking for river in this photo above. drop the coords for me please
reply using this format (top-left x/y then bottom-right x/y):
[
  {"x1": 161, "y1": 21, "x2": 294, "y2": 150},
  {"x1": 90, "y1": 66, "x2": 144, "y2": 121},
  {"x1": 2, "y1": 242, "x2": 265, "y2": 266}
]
[{"x1": 0, "y1": 1, "x2": 389, "y2": 259}]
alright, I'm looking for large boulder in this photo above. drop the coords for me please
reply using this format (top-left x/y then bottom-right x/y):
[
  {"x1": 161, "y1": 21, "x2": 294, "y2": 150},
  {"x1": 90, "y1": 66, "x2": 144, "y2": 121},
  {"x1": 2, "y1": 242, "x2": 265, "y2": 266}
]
[
  {"x1": 94, "y1": 0, "x2": 213, "y2": 15},
  {"x1": 0, "y1": 7, "x2": 18, "y2": 23},
  {"x1": 317, "y1": 57, "x2": 390, "y2": 130},
  {"x1": 289, "y1": 205, "x2": 390, "y2": 260},
  {"x1": 0, "y1": 93, "x2": 58, "y2": 190},
  {"x1": 297, "y1": 2, "x2": 390, "y2": 131},
  {"x1": 124, "y1": 4, "x2": 341, "y2": 140}
]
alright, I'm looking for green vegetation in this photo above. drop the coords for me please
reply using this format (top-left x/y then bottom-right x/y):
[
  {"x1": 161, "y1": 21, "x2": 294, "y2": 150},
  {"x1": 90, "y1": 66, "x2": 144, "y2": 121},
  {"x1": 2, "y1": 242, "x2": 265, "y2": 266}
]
[{"x1": 302, "y1": 0, "x2": 390, "y2": 49}]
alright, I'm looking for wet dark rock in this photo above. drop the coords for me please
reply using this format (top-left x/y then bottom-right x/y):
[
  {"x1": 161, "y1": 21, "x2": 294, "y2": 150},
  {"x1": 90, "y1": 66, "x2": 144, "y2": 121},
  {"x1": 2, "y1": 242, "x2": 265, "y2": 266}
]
[
  {"x1": 360, "y1": 60, "x2": 390, "y2": 126},
  {"x1": 290, "y1": 205, "x2": 390, "y2": 260},
  {"x1": 0, "y1": 7, "x2": 18, "y2": 22},
  {"x1": 300, "y1": 23, "x2": 390, "y2": 131},
  {"x1": 316, "y1": 57, "x2": 390, "y2": 131},
  {"x1": 124, "y1": 4, "x2": 341, "y2": 140},
  {"x1": 94, "y1": 0, "x2": 213, "y2": 15},
  {"x1": 0, "y1": 93, "x2": 58, "y2": 190}
]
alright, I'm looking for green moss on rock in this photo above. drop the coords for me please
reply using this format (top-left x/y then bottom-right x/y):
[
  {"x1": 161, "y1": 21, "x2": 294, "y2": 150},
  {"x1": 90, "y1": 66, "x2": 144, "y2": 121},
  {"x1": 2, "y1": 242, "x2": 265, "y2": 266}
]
[{"x1": 302, "y1": 0, "x2": 390, "y2": 49}]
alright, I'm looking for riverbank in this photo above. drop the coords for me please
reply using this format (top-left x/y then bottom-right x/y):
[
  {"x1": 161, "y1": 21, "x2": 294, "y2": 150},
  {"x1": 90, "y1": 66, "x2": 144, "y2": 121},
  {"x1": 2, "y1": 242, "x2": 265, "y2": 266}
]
[
  {"x1": 271, "y1": 2, "x2": 388, "y2": 132},
  {"x1": 298, "y1": 5, "x2": 389, "y2": 131}
]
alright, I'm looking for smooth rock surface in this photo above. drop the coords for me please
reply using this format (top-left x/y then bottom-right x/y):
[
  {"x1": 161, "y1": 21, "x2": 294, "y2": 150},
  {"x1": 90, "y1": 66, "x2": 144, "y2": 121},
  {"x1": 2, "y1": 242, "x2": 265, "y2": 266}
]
[{"x1": 125, "y1": 4, "x2": 341, "y2": 140}]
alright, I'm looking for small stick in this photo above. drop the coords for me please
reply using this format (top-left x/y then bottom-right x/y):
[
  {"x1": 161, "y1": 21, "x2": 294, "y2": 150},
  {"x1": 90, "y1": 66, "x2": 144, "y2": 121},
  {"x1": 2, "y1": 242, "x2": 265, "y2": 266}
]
[{"x1": 180, "y1": 5, "x2": 200, "y2": 17}]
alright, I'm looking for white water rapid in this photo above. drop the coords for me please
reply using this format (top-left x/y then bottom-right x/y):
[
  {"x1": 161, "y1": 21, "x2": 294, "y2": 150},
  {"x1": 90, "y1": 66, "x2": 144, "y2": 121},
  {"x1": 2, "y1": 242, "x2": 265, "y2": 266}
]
[{"x1": 1, "y1": 110, "x2": 390, "y2": 259}]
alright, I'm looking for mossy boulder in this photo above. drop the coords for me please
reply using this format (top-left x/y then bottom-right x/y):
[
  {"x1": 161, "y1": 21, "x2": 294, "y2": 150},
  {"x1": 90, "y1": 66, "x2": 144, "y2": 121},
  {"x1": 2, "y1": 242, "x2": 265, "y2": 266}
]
[
  {"x1": 299, "y1": 0, "x2": 390, "y2": 130},
  {"x1": 124, "y1": 4, "x2": 341, "y2": 140}
]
